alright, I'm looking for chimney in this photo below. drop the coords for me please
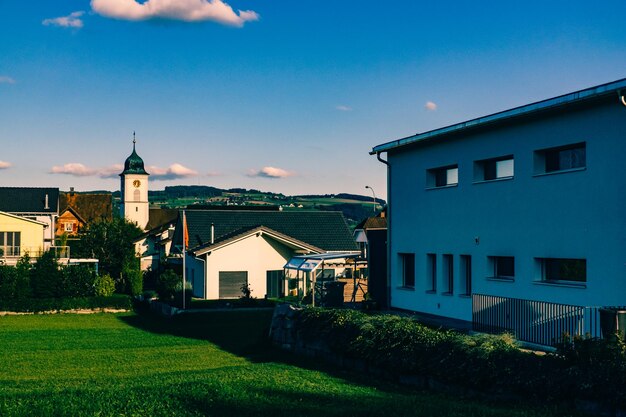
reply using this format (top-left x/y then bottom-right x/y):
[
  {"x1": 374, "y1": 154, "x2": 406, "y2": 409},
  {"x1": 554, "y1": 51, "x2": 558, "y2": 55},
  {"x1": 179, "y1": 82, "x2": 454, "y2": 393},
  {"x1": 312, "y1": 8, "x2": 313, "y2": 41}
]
[
  {"x1": 44, "y1": 194, "x2": 49, "y2": 210},
  {"x1": 70, "y1": 187, "x2": 75, "y2": 197},
  {"x1": 211, "y1": 223, "x2": 214, "y2": 244}
]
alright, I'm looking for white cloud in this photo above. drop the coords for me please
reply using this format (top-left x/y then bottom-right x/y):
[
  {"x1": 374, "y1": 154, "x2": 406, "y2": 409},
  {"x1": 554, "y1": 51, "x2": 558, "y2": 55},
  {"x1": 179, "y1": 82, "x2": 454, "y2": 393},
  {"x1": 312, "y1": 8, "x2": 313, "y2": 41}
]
[
  {"x1": 336, "y1": 105, "x2": 352, "y2": 112},
  {"x1": 0, "y1": 76, "x2": 16, "y2": 84},
  {"x1": 98, "y1": 164, "x2": 125, "y2": 178},
  {"x1": 91, "y1": 0, "x2": 259, "y2": 27},
  {"x1": 42, "y1": 11, "x2": 85, "y2": 28},
  {"x1": 0, "y1": 161, "x2": 12, "y2": 169},
  {"x1": 50, "y1": 163, "x2": 97, "y2": 176},
  {"x1": 51, "y1": 161, "x2": 198, "y2": 180},
  {"x1": 148, "y1": 163, "x2": 199, "y2": 180},
  {"x1": 425, "y1": 101, "x2": 438, "y2": 111},
  {"x1": 248, "y1": 166, "x2": 294, "y2": 179}
]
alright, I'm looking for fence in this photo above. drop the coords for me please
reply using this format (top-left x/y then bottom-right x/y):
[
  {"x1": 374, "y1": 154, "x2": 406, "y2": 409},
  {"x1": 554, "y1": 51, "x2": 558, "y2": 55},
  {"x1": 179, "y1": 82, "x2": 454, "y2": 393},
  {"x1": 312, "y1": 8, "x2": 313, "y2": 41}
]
[{"x1": 471, "y1": 293, "x2": 623, "y2": 346}]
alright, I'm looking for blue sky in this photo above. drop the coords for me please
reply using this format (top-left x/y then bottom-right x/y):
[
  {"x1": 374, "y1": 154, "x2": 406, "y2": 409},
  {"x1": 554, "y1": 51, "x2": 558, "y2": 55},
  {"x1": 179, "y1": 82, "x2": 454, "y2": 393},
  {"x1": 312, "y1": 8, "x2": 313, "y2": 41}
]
[{"x1": 1, "y1": 1, "x2": 625, "y2": 197}]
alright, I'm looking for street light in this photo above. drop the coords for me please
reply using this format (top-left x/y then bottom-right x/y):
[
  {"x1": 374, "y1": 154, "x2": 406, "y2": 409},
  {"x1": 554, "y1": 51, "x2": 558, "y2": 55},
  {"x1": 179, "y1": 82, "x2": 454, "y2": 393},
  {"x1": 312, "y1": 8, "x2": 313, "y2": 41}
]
[{"x1": 365, "y1": 185, "x2": 377, "y2": 214}]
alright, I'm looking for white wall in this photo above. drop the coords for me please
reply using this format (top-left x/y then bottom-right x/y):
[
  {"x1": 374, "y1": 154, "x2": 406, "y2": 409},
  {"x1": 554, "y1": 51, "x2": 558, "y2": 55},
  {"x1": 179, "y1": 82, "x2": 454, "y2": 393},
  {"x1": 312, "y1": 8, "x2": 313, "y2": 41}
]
[{"x1": 387, "y1": 100, "x2": 626, "y2": 321}]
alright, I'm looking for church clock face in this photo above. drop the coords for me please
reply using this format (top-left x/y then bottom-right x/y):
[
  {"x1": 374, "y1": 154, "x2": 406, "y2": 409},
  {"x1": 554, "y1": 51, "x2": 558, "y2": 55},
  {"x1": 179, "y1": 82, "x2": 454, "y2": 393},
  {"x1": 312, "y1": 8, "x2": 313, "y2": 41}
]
[{"x1": 133, "y1": 180, "x2": 141, "y2": 188}]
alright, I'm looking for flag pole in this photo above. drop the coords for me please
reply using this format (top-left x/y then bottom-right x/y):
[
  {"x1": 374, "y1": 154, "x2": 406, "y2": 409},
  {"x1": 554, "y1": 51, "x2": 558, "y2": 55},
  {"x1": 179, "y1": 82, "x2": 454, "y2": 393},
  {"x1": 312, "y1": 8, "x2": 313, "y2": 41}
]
[{"x1": 182, "y1": 210, "x2": 186, "y2": 310}]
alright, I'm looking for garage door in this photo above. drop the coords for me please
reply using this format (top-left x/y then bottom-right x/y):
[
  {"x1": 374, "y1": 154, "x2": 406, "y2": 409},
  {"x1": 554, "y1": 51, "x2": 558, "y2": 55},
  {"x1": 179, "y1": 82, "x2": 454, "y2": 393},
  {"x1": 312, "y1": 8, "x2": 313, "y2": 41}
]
[{"x1": 219, "y1": 271, "x2": 248, "y2": 299}]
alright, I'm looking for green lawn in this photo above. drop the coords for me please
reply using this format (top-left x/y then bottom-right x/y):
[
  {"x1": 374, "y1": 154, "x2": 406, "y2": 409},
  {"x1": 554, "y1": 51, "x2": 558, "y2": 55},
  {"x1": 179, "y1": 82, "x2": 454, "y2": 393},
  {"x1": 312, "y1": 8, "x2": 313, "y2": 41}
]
[{"x1": 0, "y1": 311, "x2": 584, "y2": 417}]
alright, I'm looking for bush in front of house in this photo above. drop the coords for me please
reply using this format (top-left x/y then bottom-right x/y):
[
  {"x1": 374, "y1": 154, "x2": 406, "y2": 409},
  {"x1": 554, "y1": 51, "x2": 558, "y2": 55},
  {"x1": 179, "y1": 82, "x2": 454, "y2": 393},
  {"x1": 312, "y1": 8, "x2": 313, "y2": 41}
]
[
  {"x1": 156, "y1": 269, "x2": 181, "y2": 302},
  {"x1": 0, "y1": 294, "x2": 133, "y2": 313},
  {"x1": 294, "y1": 308, "x2": 626, "y2": 407},
  {"x1": 94, "y1": 274, "x2": 116, "y2": 297},
  {"x1": 125, "y1": 269, "x2": 143, "y2": 297},
  {"x1": 62, "y1": 265, "x2": 97, "y2": 297}
]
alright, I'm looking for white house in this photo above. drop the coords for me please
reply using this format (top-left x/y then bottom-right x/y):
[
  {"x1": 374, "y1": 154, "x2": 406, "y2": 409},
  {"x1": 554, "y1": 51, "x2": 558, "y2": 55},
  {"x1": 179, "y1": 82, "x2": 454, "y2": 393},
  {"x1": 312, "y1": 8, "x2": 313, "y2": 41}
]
[
  {"x1": 371, "y1": 78, "x2": 626, "y2": 345},
  {"x1": 174, "y1": 209, "x2": 359, "y2": 300}
]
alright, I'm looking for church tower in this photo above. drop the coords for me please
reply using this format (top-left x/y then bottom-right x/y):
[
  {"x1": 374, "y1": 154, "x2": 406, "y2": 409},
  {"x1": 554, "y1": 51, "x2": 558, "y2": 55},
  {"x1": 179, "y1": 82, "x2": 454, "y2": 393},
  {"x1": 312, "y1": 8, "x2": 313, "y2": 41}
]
[{"x1": 120, "y1": 134, "x2": 149, "y2": 230}]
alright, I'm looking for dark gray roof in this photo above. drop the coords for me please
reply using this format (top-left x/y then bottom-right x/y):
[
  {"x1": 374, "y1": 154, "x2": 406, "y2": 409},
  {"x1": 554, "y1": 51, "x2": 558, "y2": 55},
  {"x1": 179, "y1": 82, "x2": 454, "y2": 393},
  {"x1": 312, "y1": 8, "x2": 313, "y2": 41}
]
[
  {"x1": 175, "y1": 210, "x2": 358, "y2": 252},
  {"x1": 0, "y1": 187, "x2": 59, "y2": 213},
  {"x1": 372, "y1": 77, "x2": 626, "y2": 154}
]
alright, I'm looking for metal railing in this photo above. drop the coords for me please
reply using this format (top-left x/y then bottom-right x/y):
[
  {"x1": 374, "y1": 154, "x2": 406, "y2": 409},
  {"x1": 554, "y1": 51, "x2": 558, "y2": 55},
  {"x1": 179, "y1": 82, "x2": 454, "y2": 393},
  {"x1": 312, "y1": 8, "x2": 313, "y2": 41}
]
[
  {"x1": 472, "y1": 293, "x2": 624, "y2": 346},
  {"x1": 0, "y1": 246, "x2": 70, "y2": 260}
]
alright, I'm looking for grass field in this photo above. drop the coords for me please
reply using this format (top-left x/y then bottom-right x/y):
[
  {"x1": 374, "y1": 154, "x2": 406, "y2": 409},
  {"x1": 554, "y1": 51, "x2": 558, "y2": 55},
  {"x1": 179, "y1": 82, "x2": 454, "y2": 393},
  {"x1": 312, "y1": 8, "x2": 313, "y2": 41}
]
[{"x1": 0, "y1": 311, "x2": 585, "y2": 417}]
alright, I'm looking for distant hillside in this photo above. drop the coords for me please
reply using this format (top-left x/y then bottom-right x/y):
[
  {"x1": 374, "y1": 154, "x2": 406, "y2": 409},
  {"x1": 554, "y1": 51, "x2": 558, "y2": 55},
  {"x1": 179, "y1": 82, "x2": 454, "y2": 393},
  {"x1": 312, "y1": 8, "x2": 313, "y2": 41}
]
[{"x1": 106, "y1": 185, "x2": 385, "y2": 226}]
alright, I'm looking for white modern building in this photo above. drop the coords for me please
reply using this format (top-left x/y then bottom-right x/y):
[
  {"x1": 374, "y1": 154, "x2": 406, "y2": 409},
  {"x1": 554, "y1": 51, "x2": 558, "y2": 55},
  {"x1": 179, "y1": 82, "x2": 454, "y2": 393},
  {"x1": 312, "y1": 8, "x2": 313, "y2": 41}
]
[{"x1": 371, "y1": 78, "x2": 626, "y2": 345}]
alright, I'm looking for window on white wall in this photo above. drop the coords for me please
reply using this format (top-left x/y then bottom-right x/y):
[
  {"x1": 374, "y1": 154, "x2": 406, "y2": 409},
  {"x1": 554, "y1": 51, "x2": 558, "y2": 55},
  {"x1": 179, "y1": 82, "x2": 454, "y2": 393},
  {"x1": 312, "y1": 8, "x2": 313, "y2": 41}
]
[
  {"x1": 474, "y1": 155, "x2": 514, "y2": 181},
  {"x1": 534, "y1": 142, "x2": 586, "y2": 174},
  {"x1": 399, "y1": 253, "x2": 415, "y2": 288},
  {"x1": 460, "y1": 255, "x2": 472, "y2": 296},
  {"x1": 427, "y1": 253, "x2": 437, "y2": 292},
  {"x1": 488, "y1": 256, "x2": 515, "y2": 280},
  {"x1": 538, "y1": 258, "x2": 586, "y2": 284},
  {"x1": 427, "y1": 165, "x2": 458, "y2": 188}
]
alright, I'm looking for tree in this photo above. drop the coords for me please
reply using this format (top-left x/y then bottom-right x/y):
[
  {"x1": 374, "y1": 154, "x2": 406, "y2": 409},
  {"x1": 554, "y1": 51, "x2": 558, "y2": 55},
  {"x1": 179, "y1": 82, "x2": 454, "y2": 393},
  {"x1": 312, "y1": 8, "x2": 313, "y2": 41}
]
[{"x1": 76, "y1": 217, "x2": 143, "y2": 294}]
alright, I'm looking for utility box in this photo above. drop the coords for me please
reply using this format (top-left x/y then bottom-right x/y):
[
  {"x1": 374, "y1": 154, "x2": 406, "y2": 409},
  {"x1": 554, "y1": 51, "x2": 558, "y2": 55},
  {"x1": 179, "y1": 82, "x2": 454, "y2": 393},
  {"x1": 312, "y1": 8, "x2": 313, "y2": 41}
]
[
  {"x1": 599, "y1": 308, "x2": 626, "y2": 340},
  {"x1": 323, "y1": 281, "x2": 346, "y2": 308}
]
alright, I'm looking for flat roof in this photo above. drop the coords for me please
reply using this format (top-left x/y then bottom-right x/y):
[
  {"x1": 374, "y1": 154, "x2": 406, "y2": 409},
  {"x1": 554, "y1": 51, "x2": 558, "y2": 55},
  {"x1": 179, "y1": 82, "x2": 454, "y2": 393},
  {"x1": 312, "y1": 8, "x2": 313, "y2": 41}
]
[{"x1": 371, "y1": 77, "x2": 626, "y2": 155}]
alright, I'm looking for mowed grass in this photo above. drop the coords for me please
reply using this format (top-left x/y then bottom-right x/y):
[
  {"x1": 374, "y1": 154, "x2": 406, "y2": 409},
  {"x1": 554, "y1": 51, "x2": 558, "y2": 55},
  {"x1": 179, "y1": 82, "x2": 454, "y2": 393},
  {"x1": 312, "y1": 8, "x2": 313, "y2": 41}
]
[{"x1": 0, "y1": 311, "x2": 584, "y2": 417}]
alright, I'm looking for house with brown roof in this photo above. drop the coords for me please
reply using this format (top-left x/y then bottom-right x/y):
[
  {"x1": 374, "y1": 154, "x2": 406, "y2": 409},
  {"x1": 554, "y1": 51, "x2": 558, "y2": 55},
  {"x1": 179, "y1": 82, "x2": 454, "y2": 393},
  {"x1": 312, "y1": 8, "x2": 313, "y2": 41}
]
[{"x1": 56, "y1": 190, "x2": 113, "y2": 237}]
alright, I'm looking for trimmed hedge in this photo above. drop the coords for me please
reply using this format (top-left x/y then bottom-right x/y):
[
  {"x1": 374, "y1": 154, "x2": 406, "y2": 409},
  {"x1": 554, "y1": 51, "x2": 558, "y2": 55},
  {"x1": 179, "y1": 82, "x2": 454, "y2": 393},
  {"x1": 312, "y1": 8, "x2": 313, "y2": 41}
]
[
  {"x1": 296, "y1": 308, "x2": 626, "y2": 407},
  {"x1": 0, "y1": 294, "x2": 133, "y2": 313}
]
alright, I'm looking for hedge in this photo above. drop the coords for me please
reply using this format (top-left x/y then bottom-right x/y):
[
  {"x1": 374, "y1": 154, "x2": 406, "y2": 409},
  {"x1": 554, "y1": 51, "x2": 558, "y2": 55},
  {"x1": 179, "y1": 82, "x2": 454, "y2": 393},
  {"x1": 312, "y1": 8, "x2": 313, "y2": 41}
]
[
  {"x1": 296, "y1": 308, "x2": 626, "y2": 407},
  {"x1": 0, "y1": 294, "x2": 133, "y2": 313}
]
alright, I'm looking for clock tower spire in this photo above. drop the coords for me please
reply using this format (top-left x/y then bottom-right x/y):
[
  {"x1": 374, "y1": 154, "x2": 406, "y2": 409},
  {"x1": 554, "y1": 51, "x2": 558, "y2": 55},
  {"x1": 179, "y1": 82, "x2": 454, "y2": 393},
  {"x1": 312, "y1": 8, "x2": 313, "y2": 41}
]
[{"x1": 120, "y1": 133, "x2": 149, "y2": 229}]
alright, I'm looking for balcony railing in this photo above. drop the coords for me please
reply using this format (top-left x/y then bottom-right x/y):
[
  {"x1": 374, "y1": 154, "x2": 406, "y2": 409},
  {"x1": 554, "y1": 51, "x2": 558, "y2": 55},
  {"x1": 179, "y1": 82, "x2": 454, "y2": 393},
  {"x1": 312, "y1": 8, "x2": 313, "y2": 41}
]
[{"x1": 0, "y1": 246, "x2": 70, "y2": 260}]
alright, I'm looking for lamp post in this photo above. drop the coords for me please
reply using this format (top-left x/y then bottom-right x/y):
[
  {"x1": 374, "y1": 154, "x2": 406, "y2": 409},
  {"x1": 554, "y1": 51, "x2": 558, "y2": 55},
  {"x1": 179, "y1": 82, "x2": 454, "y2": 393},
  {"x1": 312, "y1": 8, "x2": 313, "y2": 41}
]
[{"x1": 365, "y1": 185, "x2": 377, "y2": 214}]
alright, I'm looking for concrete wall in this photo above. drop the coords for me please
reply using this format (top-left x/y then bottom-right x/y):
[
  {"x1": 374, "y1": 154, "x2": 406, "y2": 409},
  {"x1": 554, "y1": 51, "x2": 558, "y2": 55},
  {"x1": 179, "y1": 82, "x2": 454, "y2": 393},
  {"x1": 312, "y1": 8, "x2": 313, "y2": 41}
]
[{"x1": 387, "y1": 100, "x2": 626, "y2": 321}]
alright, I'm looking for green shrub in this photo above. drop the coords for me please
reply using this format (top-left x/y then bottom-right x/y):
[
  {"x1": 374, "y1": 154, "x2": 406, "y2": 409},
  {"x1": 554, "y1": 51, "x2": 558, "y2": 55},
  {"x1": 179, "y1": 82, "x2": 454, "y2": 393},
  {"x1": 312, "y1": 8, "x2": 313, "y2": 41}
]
[
  {"x1": 156, "y1": 269, "x2": 181, "y2": 302},
  {"x1": 294, "y1": 309, "x2": 572, "y2": 403},
  {"x1": 94, "y1": 274, "x2": 116, "y2": 297},
  {"x1": 62, "y1": 265, "x2": 96, "y2": 297},
  {"x1": 126, "y1": 269, "x2": 143, "y2": 296},
  {"x1": 30, "y1": 251, "x2": 63, "y2": 298},
  {"x1": 0, "y1": 294, "x2": 133, "y2": 312},
  {"x1": 0, "y1": 265, "x2": 17, "y2": 301}
]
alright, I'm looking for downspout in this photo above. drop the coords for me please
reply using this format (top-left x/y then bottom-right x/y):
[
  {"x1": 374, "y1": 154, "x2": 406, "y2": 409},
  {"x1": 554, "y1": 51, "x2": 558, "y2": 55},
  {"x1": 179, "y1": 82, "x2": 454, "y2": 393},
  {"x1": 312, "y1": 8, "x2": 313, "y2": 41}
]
[
  {"x1": 376, "y1": 151, "x2": 392, "y2": 310},
  {"x1": 193, "y1": 253, "x2": 207, "y2": 300}
]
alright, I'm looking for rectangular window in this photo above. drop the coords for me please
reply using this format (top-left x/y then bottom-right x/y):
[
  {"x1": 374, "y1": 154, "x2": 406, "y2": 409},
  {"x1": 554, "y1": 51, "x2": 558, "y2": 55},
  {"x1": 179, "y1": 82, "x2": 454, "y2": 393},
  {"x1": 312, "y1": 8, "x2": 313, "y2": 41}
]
[
  {"x1": 474, "y1": 155, "x2": 514, "y2": 181},
  {"x1": 0, "y1": 232, "x2": 21, "y2": 257},
  {"x1": 535, "y1": 142, "x2": 586, "y2": 174},
  {"x1": 442, "y1": 254, "x2": 453, "y2": 294},
  {"x1": 460, "y1": 255, "x2": 472, "y2": 296},
  {"x1": 489, "y1": 256, "x2": 515, "y2": 280},
  {"x1": 427, "y1": 253, "x2": 437, "y2": 292},
  {"x1": 427, "y1": 165, "x2": 459, "y2": 188},
  {"x1": 64, "y1": 222, "x2": 74, "y2": 232},
  {"x1": 539, "y1": 258, "x2": 587, "y2": 283},
  {"x1": 399, "y1": 253, "x2": 415, "y2": 288}
]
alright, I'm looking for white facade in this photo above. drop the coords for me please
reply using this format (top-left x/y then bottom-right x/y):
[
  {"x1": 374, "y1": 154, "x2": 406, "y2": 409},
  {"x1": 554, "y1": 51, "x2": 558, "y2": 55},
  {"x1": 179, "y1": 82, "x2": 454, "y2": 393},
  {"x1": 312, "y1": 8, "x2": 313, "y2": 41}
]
[
  {"x1": 373, "y1": 80, "x2": 626, "y2": 324},
  {"x1": 186, "y1": 230, "x2": 304, "y2": 299},
  {"x1": 120, "y1": 173, "x2": 149, "y2": 230}
]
